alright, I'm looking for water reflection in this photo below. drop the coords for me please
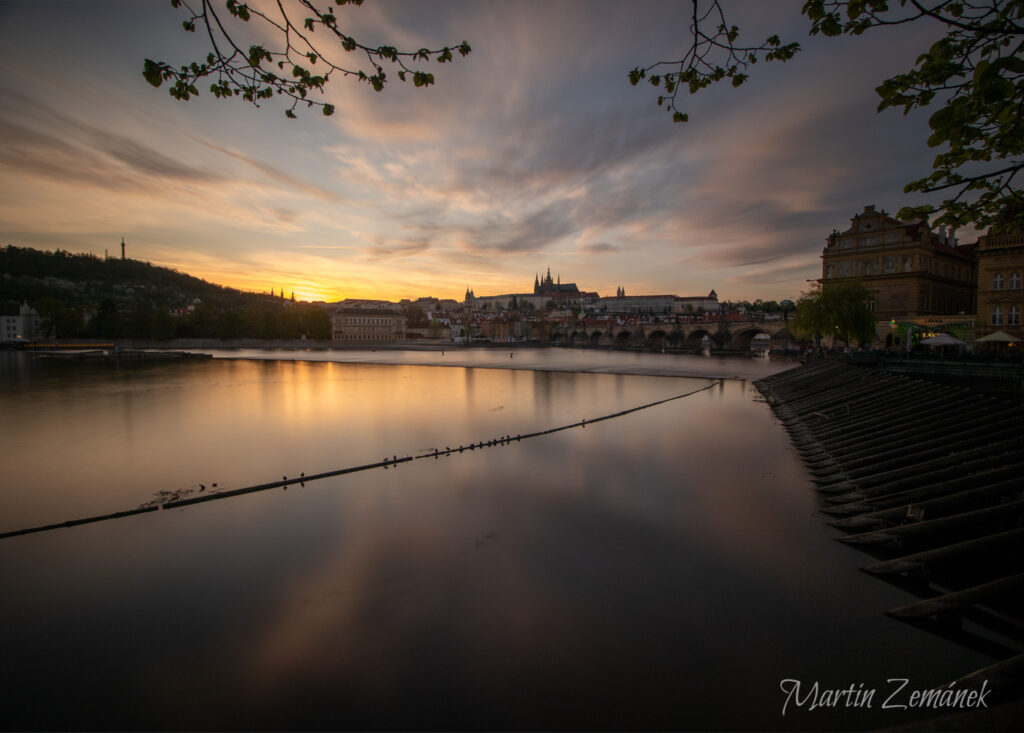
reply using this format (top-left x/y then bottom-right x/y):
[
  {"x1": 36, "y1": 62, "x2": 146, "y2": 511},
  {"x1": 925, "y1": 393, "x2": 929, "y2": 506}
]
[{"x1": 0, "y1": 351, "x2": 991, "y2": 730}]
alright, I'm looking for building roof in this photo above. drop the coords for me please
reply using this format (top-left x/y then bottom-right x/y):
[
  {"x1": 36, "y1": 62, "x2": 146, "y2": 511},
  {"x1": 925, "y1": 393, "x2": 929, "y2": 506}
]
[{"x1": 332, "y1": 307, "x2": 404, "y2": 316}]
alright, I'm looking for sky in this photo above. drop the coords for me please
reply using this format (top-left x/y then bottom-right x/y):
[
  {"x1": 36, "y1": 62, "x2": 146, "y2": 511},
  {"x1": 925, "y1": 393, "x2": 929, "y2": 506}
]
[{"x1": 0, "y1": 0, "x2": 961, "y2": 303}]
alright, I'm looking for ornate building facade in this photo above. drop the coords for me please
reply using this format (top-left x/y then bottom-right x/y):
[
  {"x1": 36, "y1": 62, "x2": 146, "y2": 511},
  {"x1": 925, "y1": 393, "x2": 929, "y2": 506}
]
[
  {"x1": 821, "y1": 205, "x2": 976, "y2": 321},
  {"x1": 331, "y1": 308, "x2": 407, "y2": 342},
  {"x1": 533, "y1": 267, "x2": 580, "y2": 297},
  {"x1": 975, "y1": 229, "x2": 1024, "y2": 339}
]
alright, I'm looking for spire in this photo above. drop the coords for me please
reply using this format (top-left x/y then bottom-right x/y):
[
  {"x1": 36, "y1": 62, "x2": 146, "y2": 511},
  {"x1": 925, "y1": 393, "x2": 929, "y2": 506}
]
[{"x1": 121, "y1": 236, "x2": 126, "y2": 261}]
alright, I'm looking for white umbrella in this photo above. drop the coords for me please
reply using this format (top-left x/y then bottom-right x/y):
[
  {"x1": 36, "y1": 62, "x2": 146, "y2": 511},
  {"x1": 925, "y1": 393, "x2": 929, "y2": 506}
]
[
  {"x1": 920, "y1": 333, "x2": 966, "y2": 346},
  {"x1": 975, "y1": 330, "x2": 1019, "y2": 343}
]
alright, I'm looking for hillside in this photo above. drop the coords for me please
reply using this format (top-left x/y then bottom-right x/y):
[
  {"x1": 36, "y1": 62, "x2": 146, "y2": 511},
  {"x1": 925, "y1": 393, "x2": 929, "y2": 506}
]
[
  {"x1": 1, "y1": 245, "x2": 266, "y2": 309},
  {"x1": 0, "y1": 245, "x2": 330, "y2": 340}
]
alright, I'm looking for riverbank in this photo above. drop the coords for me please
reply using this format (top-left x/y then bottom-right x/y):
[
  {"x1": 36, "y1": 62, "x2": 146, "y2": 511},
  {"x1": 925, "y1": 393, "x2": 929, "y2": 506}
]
[
  {"x1": 755, "y1": 361, "x2": 1024, "y2": 721},
  {"x1": 13, "y1": 337, "x2": 766, "y2": 358}
]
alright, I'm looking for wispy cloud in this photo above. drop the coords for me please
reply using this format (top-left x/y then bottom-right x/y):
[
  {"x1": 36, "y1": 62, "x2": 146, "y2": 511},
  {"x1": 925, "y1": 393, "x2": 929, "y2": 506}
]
[{"x1": 0, "y1": 0, "x2": 958, "y2": 301}]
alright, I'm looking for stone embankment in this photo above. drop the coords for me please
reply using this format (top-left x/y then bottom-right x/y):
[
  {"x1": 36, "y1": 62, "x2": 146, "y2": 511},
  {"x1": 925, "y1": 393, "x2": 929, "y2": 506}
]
[{"x1": 755, "y1": 360, "x2": 1024, "y2": 708}]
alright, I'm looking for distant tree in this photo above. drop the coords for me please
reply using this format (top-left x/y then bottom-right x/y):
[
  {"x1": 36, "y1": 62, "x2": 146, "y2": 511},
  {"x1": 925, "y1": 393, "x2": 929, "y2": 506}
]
[
  {"x1": 145, "y1": 0, "x2": 470, "y2": 119},
  {"x1": 34, "y1": 297, "x2": 74, "y2": 339},
  {"x1": 126, "y1": 305, "x2": 155, "y2": 339},
  {"x1": 151, "y1": 309, "x2": 177, "y2": 340},
  {"x1": 790, "y1": 280, "x2": 875, "y2": 346},
  {"x1": 292, "y1": 302, "x2": 331, "y2": 338},
  {"x1": 401, "y1": 302, "x2": 429, "y2": 328},
  {"x1": 632, "y1": 0, "x2": 1024, "y2": 232},
  {"x1": 216, "y1": 308, "x2": 244, "y2": 339},
  {"x1": 93, "y1": 299, "x2": 122, "y2": 339}
]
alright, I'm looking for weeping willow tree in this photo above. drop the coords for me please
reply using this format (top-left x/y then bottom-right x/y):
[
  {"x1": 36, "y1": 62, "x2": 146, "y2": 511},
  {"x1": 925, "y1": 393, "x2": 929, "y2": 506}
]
[{"x1": 790, "y1": 280, "x2": 876, "y2": 346}]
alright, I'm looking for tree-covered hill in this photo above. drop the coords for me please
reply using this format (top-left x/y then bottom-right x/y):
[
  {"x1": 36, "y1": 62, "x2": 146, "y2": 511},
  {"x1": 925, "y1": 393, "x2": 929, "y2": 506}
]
[{"x1": 1, "y1": 245, "x2": 330, "y2": 340}]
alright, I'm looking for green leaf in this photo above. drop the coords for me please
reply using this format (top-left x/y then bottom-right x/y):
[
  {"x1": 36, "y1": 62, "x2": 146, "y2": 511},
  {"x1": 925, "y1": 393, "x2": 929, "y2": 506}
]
[
  {"x1": 143, "y1": 59, "x2": 164, "y2": 88},
  {"x1": 323, "y1": 104, "x2": 335, "y2": 116}
]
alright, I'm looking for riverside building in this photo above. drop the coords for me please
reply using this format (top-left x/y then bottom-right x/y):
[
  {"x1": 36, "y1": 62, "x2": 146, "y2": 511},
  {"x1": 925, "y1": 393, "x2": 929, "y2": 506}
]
[
  {"x1": 331, "y1": 307, "x2": 407, "y2": 342},
  {"x1": 975, "y1": 228, "x2": 1024, "y2": 340},
  {"x1": 821, "y1": 205, "x2": 976, "y2": 322}
]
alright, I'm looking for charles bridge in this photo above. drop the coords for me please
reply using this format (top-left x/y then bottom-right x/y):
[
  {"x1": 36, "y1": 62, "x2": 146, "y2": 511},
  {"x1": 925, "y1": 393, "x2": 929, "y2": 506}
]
[{"x1": 548, "y1": 318, "x2": 792, "y2": 350}]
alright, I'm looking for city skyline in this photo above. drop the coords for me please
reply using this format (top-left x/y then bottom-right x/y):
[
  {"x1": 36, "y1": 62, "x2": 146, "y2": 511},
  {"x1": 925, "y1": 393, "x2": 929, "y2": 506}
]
[{"x1": 0, "y1": 1, "x2": 966, "y2": 303}]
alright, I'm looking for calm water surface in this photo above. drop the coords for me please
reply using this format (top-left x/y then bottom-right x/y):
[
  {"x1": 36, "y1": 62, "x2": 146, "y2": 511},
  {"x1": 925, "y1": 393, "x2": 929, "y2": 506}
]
[{"x1": 0, "y1": 349, "x2": 991, "y2": 730}]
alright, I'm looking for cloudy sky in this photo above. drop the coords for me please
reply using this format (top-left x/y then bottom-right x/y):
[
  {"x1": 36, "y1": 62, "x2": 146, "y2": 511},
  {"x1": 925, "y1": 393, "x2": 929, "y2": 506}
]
[{"x1": 0, "y1": 0, "x2": 955, "y2": 302}]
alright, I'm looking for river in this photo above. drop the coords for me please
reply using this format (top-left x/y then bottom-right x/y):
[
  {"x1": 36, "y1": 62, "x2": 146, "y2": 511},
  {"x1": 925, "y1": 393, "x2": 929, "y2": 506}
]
[{"x1": 0, "y1": 348, "x2": 992, "y2": 730}]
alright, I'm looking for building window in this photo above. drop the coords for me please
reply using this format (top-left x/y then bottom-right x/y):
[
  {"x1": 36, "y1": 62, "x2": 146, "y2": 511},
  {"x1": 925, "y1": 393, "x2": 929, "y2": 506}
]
[
  {"x1": 825, "y1": 264, "x2": 834, "y2": 279},
  {"x1": 992, "y1": 306, "x2": 1003, "y2": 325},
  {"x1": 1010, "y1": 272, "x2": 1021, "y2": 289},
  {"x1": 838, "y1": 261, "x2": 853, "y2": 277},
  {"x1": 883, "y1": 256, "x2": 898, "y2": 273},
  {"x1": 1010, "y1": 306, "x2": 1020, "y2": 326},
  {"x1": 993, "y1": 273, "x2": 1004, "y2": 290},
  {"x1": 904, "y1": 256, "x2": 913, "y2": 272}
]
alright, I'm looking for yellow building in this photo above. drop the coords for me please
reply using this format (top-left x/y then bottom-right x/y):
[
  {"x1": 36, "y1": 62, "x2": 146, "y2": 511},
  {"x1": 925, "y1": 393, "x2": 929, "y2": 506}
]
[
  {"x1": 331, "y1": 308, "x2": 407, "y2": 342},
  {"x1": 821, "y1": 205, "x2": 976, "y2": 322},
  {"x1": 975, "y1": 230, "x2": 1024, "y2": 340}
]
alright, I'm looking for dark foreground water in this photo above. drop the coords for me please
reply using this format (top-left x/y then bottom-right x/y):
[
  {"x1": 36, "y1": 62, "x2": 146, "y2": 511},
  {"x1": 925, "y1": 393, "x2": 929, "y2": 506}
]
[{"x1": 0, "y1": 350, "x2": 993, "y2": 730}]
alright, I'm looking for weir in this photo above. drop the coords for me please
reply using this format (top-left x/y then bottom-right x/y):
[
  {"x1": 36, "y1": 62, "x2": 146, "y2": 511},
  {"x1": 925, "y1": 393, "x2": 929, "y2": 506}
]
[{"x1": 756, "y1": 360, "x2": 1024, "y2": 709}]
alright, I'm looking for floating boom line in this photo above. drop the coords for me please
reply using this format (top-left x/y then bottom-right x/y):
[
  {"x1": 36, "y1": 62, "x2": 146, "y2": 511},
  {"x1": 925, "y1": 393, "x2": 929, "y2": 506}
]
[{"x1": 0, "y1": 380, "x2": 722, "y2": 541}]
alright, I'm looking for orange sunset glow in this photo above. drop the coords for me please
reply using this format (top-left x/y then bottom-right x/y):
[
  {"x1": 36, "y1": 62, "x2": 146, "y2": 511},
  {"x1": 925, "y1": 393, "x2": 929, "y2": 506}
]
[{"x1": 1, "y1": 1, "x2": 949, "y2": 302}]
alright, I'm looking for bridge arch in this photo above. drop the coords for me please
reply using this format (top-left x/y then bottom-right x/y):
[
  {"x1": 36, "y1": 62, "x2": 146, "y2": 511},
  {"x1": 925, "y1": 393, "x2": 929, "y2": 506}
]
[
  {"x1": 646, "y1": 329, "x2": 667, "y2": 348},
  {"x1": 683, "y1": 328, "x2": 713, "y2": 349},
  {"x1": 729, "y1": 327, "x2": 771, "y2": 350}
]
